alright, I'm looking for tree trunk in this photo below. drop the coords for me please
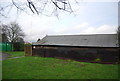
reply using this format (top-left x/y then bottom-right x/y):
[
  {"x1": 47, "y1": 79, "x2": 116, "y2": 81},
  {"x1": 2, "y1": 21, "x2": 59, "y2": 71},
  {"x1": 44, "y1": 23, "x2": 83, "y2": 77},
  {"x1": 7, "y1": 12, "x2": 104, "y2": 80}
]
[{"x1": 11, "y1": 43, "x2": 14, "y2": 51}]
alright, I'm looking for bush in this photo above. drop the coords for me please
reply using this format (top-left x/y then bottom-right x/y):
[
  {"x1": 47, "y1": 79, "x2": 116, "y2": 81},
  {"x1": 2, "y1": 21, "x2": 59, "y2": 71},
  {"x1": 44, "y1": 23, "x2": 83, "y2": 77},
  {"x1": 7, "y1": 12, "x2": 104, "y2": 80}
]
[
  {"x1": 13, "y1": 42, "x2": 25, "y2": 51},
  {"x1": 94, "y1": 58, "x2": 101, "y2": 62}
]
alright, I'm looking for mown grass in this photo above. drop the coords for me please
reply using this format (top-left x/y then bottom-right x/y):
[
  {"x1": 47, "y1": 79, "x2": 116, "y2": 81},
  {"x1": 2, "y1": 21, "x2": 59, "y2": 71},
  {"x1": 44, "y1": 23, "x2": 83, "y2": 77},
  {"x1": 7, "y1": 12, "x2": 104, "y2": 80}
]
[
  {"x1": 5, "y1": 51, "x2": 24, "y2": 58},
  {"x1": 2, "y1": 56, "x2": 118, "y2": 79},
  {"x1": 0, "y1": 61, "x2": 2, "y2": 80}
]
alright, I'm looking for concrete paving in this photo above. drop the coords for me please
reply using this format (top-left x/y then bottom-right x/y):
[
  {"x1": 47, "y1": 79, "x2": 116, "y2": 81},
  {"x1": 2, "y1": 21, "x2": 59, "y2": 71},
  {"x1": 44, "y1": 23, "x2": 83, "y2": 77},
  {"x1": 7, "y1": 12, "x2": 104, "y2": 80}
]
[
  {"x1": 8, "y1": 56, "x2": 25, "y2": 59},
  {"x1": 0, "y1": 52, "x2": 10, "y2": 60},
  {"x1": 0, "y1": 52, "x2": 2, "y2": 61}
]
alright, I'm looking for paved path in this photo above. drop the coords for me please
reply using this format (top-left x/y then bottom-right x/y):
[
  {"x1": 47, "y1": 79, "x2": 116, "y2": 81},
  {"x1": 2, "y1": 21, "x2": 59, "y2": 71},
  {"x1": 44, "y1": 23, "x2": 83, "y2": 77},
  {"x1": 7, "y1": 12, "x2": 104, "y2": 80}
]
[
  {"x1": 0, "y1": 52, "x2": 1, "y2": 60},
  {"x1": 8, "y1": 56, "x2": 25, "y2": 59},
  {"x1": 0, "y1": 52, "x2": 25, "y2": 60},
  {"x1": 0, "y1": 52, "x2": 10, "y2": 60}
]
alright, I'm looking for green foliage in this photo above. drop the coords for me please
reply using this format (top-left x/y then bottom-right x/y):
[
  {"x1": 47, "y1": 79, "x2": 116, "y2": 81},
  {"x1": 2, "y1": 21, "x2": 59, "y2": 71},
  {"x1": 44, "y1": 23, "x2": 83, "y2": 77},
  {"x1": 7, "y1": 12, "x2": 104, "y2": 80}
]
[
  {"x1": 24, "y1": 43, "x2": 31, "y2": 46},
  {"x1": 13, "y1": 42, "x2": 24, "y2": 51},
  {"x1": 94, "y1": 58, "x2": 101, "y2": 62},
  {"x1": 2, "y1": 56, "x2": 118, "y2": 79},
  {"x1": 24, "y1": 43, "x2": 32, "y2": 46}
]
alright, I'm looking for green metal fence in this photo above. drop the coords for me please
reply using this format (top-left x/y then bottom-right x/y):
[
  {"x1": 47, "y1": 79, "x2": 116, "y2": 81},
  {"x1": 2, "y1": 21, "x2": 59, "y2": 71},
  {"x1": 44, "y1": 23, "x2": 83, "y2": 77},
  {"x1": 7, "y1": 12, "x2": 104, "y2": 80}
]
[{"x1": 0, "y1": 42, "x2": 12, "y2": 51}]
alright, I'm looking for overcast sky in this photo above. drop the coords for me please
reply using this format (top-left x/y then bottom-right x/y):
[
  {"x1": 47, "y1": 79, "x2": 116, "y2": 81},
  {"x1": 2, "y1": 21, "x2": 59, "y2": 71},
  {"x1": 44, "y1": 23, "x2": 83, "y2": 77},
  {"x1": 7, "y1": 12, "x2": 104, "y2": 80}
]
[{"x1": 0, "y1": 0, "x2": 119, "y2": 42}]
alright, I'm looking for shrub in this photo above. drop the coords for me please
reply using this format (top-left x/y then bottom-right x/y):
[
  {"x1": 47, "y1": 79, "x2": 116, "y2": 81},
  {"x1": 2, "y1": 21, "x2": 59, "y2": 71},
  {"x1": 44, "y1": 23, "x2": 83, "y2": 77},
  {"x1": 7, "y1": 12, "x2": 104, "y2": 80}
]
[
  {"x1": 94, "y1": 58, "x2": 101, "y2": 62},
  {"x1": 13, "y1": 42, "x2": 25, "y2": 51}
]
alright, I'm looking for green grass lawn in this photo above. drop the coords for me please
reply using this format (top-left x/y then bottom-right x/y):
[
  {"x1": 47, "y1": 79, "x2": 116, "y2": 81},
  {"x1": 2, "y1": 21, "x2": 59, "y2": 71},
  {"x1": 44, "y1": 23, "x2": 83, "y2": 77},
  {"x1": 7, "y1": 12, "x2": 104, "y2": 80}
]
[
  {"x1": 5, "y1": 51, "x2": 24, "y2": 58},
  {"x1": 0, "y1": 61, "x2": 2, "y2": 80},
  {"x1": 2, "y1": 52, "x2": 119, "y2": 79}
]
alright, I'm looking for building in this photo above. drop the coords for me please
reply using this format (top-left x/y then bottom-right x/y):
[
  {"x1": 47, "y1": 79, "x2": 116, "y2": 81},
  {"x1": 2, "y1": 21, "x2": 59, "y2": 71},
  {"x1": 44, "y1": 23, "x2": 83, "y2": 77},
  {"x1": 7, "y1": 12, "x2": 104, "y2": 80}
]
[{"x1": 25, "y1": 34, "x2": 119, "y2": 64}]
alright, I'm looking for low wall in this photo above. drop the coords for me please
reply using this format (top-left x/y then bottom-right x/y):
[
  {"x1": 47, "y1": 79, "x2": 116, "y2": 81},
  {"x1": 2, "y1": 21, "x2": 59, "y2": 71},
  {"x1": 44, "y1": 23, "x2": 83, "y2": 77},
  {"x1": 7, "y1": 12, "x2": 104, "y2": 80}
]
[{"x1": 32, "y1": 45, "x2": 119, "y2": 64}]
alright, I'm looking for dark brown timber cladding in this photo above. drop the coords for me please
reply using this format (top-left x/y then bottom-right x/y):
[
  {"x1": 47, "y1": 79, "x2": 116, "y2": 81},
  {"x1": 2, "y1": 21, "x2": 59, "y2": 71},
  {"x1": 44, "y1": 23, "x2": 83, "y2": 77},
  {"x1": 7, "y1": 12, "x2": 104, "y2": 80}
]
[
  {"x1": 32, "y1": 45, "x2": 119, "y2": 64},
  {"x1": 24, "y1": 45, "x2": 32, "y2": 56}
]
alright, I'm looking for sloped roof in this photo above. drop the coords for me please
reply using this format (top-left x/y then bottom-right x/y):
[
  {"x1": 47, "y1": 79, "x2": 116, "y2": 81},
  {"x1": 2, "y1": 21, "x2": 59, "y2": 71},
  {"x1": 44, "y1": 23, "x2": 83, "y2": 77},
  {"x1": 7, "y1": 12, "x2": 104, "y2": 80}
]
[{"x1": 33, "y1": 34, "x2": 118, "y2": 47}]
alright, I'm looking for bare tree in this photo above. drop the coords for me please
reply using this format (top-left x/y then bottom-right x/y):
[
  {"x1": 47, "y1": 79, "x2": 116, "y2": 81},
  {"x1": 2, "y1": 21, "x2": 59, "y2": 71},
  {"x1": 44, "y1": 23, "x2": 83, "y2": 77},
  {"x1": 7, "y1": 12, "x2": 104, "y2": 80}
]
[
  {"x1": 0, "y1": 0, "x2": 80, "y2": 17},
  {"x1": 1, "y1": 22, "x2": 25, "y2": 51},
  {"x1": 1, "y1": 22, "x2": 25, "y2": 43},
  {"x1": 1, "y1": 33, "x2": 8, "y2": 42},
  {"x1": 0, "y1": 23, "x2": 8, "y2": 42}
]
